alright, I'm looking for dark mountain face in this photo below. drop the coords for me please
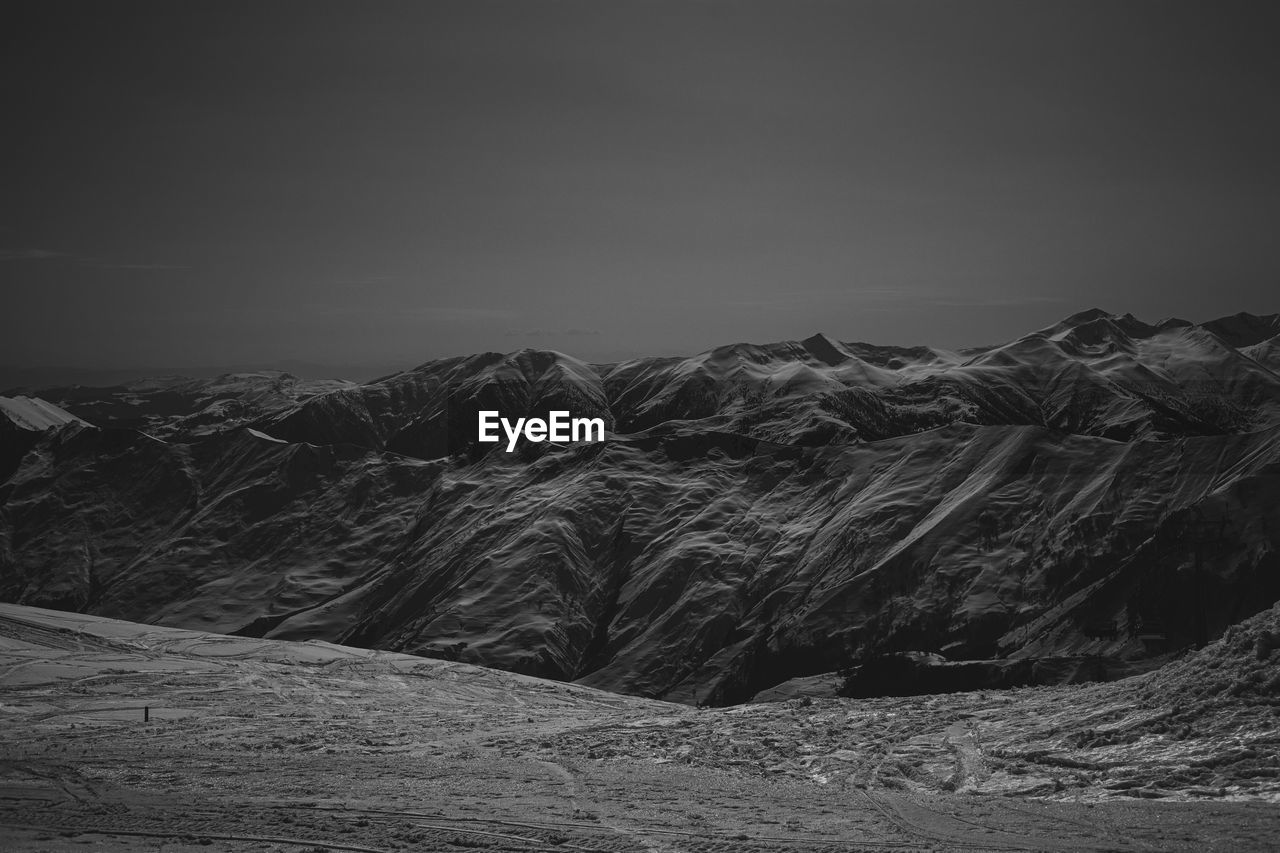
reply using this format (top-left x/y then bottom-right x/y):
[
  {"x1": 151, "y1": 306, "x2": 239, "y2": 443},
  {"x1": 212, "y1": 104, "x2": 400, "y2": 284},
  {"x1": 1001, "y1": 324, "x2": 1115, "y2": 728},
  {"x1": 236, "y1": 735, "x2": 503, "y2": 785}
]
[
  {"x1": 1200, "y1": 312, "x2": 1280, "y2": 348},
  {"x1": 3, "y1": 311, "x2": 1279, "y2": 704}
]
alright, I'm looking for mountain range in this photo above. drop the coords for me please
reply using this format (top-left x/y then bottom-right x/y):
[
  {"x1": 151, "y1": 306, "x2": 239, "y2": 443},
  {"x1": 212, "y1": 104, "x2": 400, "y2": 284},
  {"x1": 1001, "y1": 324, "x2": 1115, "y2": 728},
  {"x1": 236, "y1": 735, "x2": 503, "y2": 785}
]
[{"x1": 2, "y1": 309, "x2": 1278, "y2": 704}]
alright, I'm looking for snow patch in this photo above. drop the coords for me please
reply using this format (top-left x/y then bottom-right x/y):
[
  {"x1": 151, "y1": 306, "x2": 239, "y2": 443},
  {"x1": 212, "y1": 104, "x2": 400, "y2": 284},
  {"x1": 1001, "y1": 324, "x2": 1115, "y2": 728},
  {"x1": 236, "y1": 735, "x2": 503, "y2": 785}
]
[{"x1": 0, "y1": 395, "x2": 87, "y2": 431}]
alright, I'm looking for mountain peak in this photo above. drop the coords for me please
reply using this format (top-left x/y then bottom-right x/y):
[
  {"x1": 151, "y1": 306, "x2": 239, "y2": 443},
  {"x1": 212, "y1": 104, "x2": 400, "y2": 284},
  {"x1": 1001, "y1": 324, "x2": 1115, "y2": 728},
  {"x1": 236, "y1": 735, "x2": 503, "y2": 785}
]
[
  {"x1": 1060, "y1": 307, "x2": 1112, "y2": 326},
  {"x1": 800, "y1": 333, "x2": 851, "y2": 367},
  {"x1": 1200, "y1": 312, "x2": 1280, "y2": 348},
  {"x1": 1041, "y1": 308, "x2": 1113, "y2": 338},
  {"x1": 1040, "y1": 309, "x2": 1163, "y2": 344}
]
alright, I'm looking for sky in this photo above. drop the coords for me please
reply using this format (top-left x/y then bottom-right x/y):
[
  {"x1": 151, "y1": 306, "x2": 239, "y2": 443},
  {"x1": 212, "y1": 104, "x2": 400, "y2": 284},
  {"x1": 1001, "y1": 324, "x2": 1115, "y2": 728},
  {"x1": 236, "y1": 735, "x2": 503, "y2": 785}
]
[{"x1": 3, "y1": 1, "x2": 1279, "y2": 376}]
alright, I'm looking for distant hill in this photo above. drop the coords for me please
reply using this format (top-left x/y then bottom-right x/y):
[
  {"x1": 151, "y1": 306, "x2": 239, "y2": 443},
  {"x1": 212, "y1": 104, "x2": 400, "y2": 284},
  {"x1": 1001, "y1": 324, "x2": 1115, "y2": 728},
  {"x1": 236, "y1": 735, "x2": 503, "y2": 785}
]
[{"x1": 0, "y1": 360, "x2": 408, "y2": 392}]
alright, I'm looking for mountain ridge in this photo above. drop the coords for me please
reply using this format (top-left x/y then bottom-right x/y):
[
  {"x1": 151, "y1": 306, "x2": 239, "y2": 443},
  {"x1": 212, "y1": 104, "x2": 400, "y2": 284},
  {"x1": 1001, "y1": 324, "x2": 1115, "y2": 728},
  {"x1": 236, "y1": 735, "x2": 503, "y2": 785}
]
[{"x1": 2, "y1": 309, "x2": 1278, "y2": 704}]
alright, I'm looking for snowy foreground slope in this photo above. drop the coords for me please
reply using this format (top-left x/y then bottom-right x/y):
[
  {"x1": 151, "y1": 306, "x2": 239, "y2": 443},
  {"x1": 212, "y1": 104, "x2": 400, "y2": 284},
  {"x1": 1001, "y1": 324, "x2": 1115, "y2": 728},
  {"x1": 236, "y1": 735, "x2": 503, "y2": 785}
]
[
  {"x1": 2, "y1": 601, "x2": 1279, "y2": 851},
  {"x1": 2, "y1": 310, "x2": 1279, "y2": 704}
]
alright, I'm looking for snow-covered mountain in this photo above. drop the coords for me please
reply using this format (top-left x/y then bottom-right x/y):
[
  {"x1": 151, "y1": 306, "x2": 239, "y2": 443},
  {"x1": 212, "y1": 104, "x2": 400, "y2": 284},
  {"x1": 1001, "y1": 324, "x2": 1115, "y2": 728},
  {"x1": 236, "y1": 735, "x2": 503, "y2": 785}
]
[
  {"x1": 5, "y1": 371, "x2": 357, "y2": 440},
  {"x1": 2, "y1": 310, "x2": 1278, "y2": 703},
  {"x1": 0, "y1": 394, "x2": 88, "y2": 482}
]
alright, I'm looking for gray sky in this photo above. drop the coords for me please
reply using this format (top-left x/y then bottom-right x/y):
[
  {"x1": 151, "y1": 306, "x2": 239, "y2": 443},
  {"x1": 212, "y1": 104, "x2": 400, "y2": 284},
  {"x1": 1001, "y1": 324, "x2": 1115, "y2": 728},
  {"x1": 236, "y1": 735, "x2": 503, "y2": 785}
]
[{"x1": 3, "y1": 1, "x2": 1278, "y2": 372}]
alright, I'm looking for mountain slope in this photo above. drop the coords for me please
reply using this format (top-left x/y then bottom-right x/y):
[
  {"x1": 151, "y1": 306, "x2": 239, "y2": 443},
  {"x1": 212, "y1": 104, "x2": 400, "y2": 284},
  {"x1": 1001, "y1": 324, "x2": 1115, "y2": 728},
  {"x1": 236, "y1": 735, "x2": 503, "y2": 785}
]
[
  {"x1": 0, "y1": 395, "x2": 88, "y2": 482},
  {"x1": 7, "y1": 600, "x2": 1279, "y2": 849}
]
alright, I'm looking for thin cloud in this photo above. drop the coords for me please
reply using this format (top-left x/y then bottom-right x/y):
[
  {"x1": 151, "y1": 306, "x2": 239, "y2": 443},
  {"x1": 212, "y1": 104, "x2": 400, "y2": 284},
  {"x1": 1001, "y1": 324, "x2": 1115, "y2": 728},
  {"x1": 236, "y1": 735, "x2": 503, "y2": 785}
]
[
  {"x1": 89, "y1": 262, "x2": 189, "y2": 270},
  {"x1": 0, "y1": 247, "x2": 64, "y2": 261},
  {"x1": 0, "y1": 248, "x2": 188, "y2": 270},
  {"x1": 723, "y1": 290, "x2": 1070, "y2": 309},
  {"x1": 330, "y1": 276, "x2": 397, "y2": 286},
  {"x1": 506, "y1": 328, "x2": 602, "y2": 338},
  {"x1": 304, "y1": 304, "x2": 516, "y2": 322},
  {"x1": 922, "y1": 295, "x2": 1069, "y2": 308}
]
